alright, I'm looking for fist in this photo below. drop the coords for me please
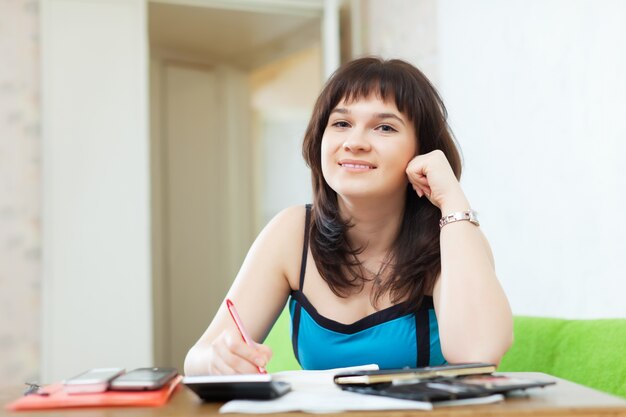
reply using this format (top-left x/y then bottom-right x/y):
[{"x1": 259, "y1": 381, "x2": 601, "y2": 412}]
[{"x1": 405, "y1": 150, "x2": 469, "y2": 212}]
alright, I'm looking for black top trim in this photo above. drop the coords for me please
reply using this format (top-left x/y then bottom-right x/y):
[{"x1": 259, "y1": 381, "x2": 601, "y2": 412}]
[
  {"x1": 293, "y1": 203, "x2": 434, "y2": 336},
  {"x1": 415, "y1": 308, "x2": 431, "y2": 367},
  {"x1": 291, "y1": 299, "x2": 302, "y2": 363},
  {"x1": 290, "y1": 290, "x2": 434, "y2": 335},
  {"x1": 298, "y1": 204, "x2": 312, "y2": 291}
]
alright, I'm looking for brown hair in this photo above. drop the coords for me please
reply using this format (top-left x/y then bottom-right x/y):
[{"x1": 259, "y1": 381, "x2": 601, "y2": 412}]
[{"x1": 302, "y1": 57, "x2": 462, "y2": 312}]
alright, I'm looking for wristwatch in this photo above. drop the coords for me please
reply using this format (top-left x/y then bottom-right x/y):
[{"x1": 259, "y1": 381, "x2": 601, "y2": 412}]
[{"x1": 439, "y1": 209, "x2": 480, "y2": 229}]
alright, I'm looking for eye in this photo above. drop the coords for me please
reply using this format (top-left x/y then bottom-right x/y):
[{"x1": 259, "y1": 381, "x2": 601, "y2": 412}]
[
  {"x1": 376, "y1": 124, "x2": 398, "y2": 133},
  {"x1": 331, "y1": 120, "x2": 351, "y2": 128}
]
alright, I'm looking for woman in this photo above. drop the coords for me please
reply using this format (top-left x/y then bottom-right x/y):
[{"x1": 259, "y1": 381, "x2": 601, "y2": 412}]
[{"x1": 184, "y1": 57, "x2": 513, "y2": 375}]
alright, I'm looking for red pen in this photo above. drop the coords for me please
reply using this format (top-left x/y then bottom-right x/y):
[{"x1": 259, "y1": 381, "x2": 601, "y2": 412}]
[{"x1": 225, "y1": 298, "x2": 267, "y2": 374}]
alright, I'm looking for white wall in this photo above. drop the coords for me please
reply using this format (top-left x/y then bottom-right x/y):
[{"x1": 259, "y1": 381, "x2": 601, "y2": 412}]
[
  {"x1": 260, "y1": 116, "x2": 312, "y2": 224},
  {"x1": 250, "y1": 47, "x2": 322, "y2": 227},
  {"x1": 41, "y1": 0, "x2": 152, "y2": 381},
  {"x1": 438, "y1": 0, "x2": 626, "y2": 318}
]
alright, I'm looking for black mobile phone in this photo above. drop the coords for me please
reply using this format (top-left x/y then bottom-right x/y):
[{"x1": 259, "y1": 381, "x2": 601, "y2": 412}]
[{"x1": 109, "y1": 367, "x2": 178, "y2": 391}]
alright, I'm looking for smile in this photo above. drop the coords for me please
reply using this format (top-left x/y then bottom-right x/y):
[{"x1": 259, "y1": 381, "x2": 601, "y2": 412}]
[
  {"x1": 340, "y1": 163, "x2": 374, "y2": 169},
  {"x1": 338, "y1": 160, "x2": 377, "y2": 170}
]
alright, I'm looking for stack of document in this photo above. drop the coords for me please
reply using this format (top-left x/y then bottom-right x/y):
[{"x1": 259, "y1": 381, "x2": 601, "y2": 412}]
[{"x1": 219, "y1": 364, "x2": 503, "y2": 414}]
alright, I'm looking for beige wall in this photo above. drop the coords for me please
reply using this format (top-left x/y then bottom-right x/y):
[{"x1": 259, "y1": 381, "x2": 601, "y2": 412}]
[{"x1": 0, "y1": 0, "x2": 41, "y2": 387}]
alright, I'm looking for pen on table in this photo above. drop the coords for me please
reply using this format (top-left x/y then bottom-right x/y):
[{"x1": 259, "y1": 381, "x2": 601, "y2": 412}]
[{"x1": 225, "y1": 298, "x2": 267, "y2": 374}]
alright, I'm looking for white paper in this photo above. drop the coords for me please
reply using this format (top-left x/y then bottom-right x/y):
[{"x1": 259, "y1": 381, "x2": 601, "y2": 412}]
[
  {"x1": 219, "y1": 364, "x2": 434, "y2": 414},
  {"x1": 433, "y1": 394, "x2": 504, "y2": 407},
  {"x1": 218, "y1": 364, "x2": 505, "y2": 414}
]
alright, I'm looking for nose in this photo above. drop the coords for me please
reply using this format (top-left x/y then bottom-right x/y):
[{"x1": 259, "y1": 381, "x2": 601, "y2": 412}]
[{"x1": 342, "y1": 129, "x2": 371, "y2": 152}]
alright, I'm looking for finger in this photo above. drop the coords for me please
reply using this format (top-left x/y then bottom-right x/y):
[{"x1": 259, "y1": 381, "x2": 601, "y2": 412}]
[
  {"x1": 224, "y1": 333, "x2": 267, "y2": 372},
  {"x1": 413, "y1": 182, "x2": 429, "y2": 197},
  {"x1": 255, "y1": 343, "x2": 273, "y2": 363},
  {"x1": 417, "y1": 187, "x2": 431, "y2": 199},
  {"x1": 411, "y1": 172, "x2": 429, "y2": 186},
  {"x1": 410, "y1": 173, "x2": 431, "y2": 197},
  {"x1": 211, "y1": 342, "x2": 237, "y2": 375},
  {"x1": 407, "y1": 171, "x2": 430, "y2": 190},
  {"x1": 412, "y1": 174, "x2": 431, "y2": 192},
  {"x1": 406, "y1": 156, "x2": 427, "y2": 175},
  {"x1": 216, "y1": 339, "x2": 260, "y2": 374},
  {"x1": 211, "y1": 355, "x2": 236, "y2": 375},
  {"x1": 208, "y1": 342, "x2": 236, "y2": 375},
  {"x1": 412, "y1": 184, "x2": 424, "y2": 198}
]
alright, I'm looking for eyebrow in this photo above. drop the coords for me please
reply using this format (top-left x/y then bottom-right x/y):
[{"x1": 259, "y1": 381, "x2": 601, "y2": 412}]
[{"x1": 331, "y1": 107, "x2": 406, "y2": 126}]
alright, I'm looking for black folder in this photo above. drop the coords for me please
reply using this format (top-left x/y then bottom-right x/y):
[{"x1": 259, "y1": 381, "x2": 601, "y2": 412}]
[{"x1": 337, "y1": 374, "x2": 555, "y2": 402}]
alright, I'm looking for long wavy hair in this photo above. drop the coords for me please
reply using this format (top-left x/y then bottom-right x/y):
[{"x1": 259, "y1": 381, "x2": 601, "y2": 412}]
[{"x1": 302, "y1": 57, "x2": 462, "y2": 312}]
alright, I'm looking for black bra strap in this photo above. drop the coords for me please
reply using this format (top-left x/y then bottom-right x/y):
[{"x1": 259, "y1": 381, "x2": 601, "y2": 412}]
[{"x1": 298, "y1": 204, "x2": 312, "y2": 291}]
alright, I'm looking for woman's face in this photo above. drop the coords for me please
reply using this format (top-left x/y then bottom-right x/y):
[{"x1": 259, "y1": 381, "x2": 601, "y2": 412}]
[{"x1": 321, "y1": 95, "x2": 417, "y2": 200}]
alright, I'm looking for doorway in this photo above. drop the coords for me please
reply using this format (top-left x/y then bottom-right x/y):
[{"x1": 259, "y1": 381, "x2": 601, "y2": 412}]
[{"x1": 148, "y1": 1, "x2": 325, "y2": 370}]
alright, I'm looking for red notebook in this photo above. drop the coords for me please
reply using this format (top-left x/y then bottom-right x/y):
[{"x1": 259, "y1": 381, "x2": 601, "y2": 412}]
[{"x1": 5, "y1": 375, "x2": 183, "y2": 411}]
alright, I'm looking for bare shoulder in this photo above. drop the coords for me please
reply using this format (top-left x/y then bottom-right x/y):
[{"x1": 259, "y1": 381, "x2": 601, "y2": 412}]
[
  {"x1": 268, "y1": 204, "x2": 306, "y2": 228},
  {"x1": 254, "y1": 205, "x2": 309, "y2": 289},
  {"x1": 258, "y1": 205, "x2": 306, "y2": 241}
]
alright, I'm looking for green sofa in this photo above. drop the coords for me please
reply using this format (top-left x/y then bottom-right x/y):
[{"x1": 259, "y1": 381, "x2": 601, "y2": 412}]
[
  {"x1": 498, "y1": 316, "x2": 626, "y2": 398},
  {"x1": 264, "y1": 311, "x2": 626, "y2": 398}
]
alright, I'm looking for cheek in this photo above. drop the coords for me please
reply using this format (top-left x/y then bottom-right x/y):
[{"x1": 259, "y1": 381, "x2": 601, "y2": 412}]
[
  {"x1": 386, "y1": 145, "x2": 416, "y2": 179},
  {"x1": 400, "y1": 149, "x2": 416, "y2": 167},
  {"x1": 399, "y1": 139, "x2": 418, "y2": 165},
  {"x1": 320, "y1": 136, "x2": 334, "y2": 176}
]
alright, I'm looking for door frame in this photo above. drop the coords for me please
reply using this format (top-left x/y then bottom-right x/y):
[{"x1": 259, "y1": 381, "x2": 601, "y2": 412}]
[
  {"x1": 148, "y1": 0, "x2": 341, "y2": 367},
  {"x1": 149, "y1": 0, "x2": 340, "y2": 77}
]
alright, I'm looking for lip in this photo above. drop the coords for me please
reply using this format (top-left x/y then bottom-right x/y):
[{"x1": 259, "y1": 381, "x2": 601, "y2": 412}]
[{"x1": 338, "y1": 159, "x2": 377, "y2": 170}]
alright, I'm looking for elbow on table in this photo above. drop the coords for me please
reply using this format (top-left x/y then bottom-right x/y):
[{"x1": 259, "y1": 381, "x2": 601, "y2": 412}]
[
  {"x1": 183, "y1": 348, "x2": 194, "y2": 376},
  {"x1": 184, "y1": 345, "x2": 205, "y2": 376},
  {"x1": 442, "y1": 331, "x2": 514, "y2": 367}
]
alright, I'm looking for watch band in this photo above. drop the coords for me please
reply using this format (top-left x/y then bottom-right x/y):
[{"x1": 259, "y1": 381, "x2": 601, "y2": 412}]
[{"x1": 439, "y1": 209, "x2": 480, "y2": 229}]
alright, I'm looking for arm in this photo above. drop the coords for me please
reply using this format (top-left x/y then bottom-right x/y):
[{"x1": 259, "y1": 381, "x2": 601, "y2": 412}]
[
  {"x1": 184, "y1": 206, "x2": 305, "y2": 375},
  {"x1": 407, "y1": 150, "x2": 513, "y2": 364}
]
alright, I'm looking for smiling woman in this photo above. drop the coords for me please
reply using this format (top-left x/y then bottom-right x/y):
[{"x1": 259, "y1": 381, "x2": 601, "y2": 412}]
[{"x1": 184, "y1": 57, "x2": 513, "y2": 376}]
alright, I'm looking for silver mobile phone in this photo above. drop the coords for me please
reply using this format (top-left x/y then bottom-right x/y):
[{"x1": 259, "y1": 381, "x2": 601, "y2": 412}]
[
  {"x1": 109, "y1": 367, "x2": 178, "y2": 391},
  {"x1": 63, "y1": 368, "x2": 126, "y2": 394}
]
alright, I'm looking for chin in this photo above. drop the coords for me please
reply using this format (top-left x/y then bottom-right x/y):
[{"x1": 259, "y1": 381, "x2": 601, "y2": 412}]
[{"x1": 333, "y1": 185, "x2": 385, "y2": 200}]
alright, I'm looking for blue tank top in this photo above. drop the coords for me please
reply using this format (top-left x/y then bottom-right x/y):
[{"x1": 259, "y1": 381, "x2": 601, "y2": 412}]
[{"x1": 289, "y1": 205, "x2": 447, "y2": 370}]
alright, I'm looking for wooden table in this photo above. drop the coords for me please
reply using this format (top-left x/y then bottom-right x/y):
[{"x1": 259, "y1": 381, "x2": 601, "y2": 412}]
[{"x1": 2, "y1": 373, "x2": 625, "y2": 416}]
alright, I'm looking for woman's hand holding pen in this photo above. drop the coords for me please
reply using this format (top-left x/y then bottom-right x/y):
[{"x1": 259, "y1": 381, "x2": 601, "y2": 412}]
[
  {"x1": 207, "y1": 330, "x2": 272, "y2": 375},
  {"x1": 406, "y1": 149, "x2": 470, "y2": 213}
]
